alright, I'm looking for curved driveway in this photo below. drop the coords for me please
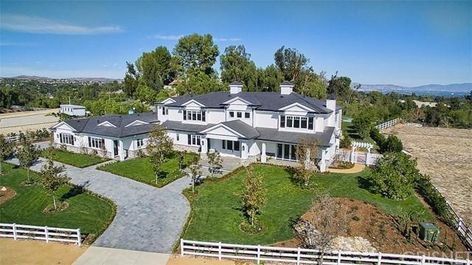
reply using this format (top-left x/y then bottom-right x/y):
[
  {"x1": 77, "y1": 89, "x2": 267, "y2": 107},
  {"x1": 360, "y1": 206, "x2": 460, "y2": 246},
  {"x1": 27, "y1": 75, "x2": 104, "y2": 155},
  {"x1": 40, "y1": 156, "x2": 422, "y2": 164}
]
[{"x1": 9, "y1": 158, "x2": 191, "y2": 253}]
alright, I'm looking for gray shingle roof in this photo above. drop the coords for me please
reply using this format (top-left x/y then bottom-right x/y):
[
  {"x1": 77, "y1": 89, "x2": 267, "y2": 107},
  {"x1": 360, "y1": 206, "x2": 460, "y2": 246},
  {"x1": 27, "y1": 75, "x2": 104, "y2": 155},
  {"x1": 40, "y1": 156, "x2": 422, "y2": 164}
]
[
  {"x1": 163, "y1": 91, "x2": 331, "y2": 113},
  {"x1": 162, "y1": 120, "x2": 213, "y2": 133},
  {"x1": 58, "y1": 112, "x2": 158, "y2": 138},
  {"x1": 256, "y1": 126, "x2": 335, "y2": 146},
  {"x1": 219, "y1": 120, "x2": 260, "y2": 139}
]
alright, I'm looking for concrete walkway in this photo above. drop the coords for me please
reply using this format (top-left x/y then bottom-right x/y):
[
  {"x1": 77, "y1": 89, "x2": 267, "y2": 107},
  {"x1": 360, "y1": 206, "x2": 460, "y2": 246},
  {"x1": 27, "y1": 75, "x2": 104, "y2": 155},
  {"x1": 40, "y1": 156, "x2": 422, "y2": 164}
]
[
  {"x1": 7, "y1": 157, "x2": 191, "y2": 253},
  {"x1": 73, "y1": 246, "x2": 170, "y2": 265}
]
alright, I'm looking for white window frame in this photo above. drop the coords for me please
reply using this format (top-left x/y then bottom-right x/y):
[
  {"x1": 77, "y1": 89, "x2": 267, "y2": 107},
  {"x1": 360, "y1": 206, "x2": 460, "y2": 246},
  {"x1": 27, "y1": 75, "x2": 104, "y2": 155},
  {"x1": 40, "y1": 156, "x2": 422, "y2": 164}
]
[
  {"x1": 136, "y1": 139, "x2": 144, "y2": 148},
  {"x1": 59, "y1": 133, "x2": 75, "y2": 145}
]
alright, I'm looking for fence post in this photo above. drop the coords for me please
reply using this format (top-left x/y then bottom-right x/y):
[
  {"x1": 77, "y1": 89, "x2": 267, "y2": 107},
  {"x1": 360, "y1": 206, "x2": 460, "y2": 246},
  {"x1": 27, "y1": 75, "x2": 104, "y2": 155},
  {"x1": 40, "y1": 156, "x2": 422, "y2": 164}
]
[
  {"x1": 421, "y1": 255, "x2": 425, "y2": 265},
  {"x1": 180, "y1": 239, "x2": 184, "y2": 256},
  {"x1": 45, "y1": 226, "x2": 49, "y2": 243},
  {"x1": 77, "y1": 228, "x2": 81, "y2": 246},
  {"x1": 218, "y1": 242, "x2": 222, "y2": 261},
  {"x1": 337, "y1": 251, "x2": 341, "y2": 265},
  {"x1": 257, "y1": 245, "x2": 260, "y2": 264},
  {"x1": 377, "y1": 252, "x2": 382, "y2": 265},
  {"x1": 296, "y1": 247, "x2": 301, "y2": 265},
  {"x1": 12, "y1": 223, "x2": 17, "y2": 240}
]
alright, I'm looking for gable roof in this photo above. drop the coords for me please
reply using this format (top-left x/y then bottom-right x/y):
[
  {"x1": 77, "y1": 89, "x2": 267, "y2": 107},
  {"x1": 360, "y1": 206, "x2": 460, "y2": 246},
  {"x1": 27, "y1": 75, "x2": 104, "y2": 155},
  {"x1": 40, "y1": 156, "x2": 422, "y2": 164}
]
[
  {"x1": 54, "y1": 112, "x2": 158, "y2": 138},
  {"x1": 161, "y1": 91, "x2": 330, "y2": 113},
  {"x1": 200, "y1": 120, "x2": 259, "y2": 139}
]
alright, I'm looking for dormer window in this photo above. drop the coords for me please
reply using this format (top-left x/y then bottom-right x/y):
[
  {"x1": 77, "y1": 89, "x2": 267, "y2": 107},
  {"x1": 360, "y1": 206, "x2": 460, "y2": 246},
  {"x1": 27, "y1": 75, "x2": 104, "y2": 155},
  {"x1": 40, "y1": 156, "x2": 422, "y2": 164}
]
[
  {"x1": 245, "y1": 112, "x2": 250, "y2": 118},
  {"x1": 237, "y1": 112, "x2": 242, "y2": 118},
  {"x1": 229, "y1": 112, "x2": 234, "y2": 118}
]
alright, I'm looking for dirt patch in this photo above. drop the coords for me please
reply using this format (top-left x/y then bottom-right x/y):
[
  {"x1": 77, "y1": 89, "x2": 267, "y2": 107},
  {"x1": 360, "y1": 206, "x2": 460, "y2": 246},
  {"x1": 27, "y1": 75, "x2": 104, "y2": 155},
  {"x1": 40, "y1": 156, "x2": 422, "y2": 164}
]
[
  {"x1": 384, "y1": 124, "x2": 472, "y2": 227},
  {"x1": 0, "y1": 187, "x2": 16, "y2": 205},
  {"x1": 328, "y1": 164, "x2": 365, "y2": 174},
  {"x1": 167, "y1": 255, "x2": 242, "y2": 265},
  {"x1": 0, "y1": 238, "x2": 86, "y2": 265},
  {"x1": 275, "y1": 198, "x2": 468, "y2": 257}
]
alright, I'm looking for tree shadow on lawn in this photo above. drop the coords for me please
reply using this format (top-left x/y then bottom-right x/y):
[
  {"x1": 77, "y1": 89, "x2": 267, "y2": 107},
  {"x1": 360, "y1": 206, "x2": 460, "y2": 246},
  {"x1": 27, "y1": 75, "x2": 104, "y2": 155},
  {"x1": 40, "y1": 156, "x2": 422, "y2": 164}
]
[
  {"x1": 357, "y1": 175, "x2": 374, "y2": 191},
  {"x1": 61, "y1": 181, "x2": 90, "y2": 200}
]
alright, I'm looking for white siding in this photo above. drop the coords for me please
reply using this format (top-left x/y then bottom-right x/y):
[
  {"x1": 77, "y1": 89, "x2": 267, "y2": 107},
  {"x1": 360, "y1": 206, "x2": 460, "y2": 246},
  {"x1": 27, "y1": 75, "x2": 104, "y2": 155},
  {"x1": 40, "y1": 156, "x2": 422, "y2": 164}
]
[
  {"x1": 254, "y1": 111, "x2": 278, "y2": 129},
  {"x1": 207, "y1": 109, "x2": 225, "y2": 124}
]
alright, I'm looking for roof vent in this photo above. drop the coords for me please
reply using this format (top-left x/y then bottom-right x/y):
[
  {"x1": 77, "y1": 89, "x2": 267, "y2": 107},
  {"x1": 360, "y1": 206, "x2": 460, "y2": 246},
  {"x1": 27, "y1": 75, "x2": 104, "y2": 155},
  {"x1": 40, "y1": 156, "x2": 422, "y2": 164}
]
[
  {"x1": 229, "y1": 81, "x2": 243, "y2": 94},
  {"x1": 280, "y1": 81, "x2": 294, "y2": 95}
]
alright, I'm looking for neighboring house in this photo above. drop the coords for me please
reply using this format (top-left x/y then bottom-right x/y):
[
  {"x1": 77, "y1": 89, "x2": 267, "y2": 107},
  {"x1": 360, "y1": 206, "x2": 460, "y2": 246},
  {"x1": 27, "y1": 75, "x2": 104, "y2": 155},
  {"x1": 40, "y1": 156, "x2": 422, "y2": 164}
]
[
  {"x1": 51, "y1": 81, "x2": 342, "y2": 171},
  {"x1": 60, "y1": 104, "x2": 87, "y2": 117},
  {"x1": 51, "y1": 112, "x2": 157, "y2": 160}
]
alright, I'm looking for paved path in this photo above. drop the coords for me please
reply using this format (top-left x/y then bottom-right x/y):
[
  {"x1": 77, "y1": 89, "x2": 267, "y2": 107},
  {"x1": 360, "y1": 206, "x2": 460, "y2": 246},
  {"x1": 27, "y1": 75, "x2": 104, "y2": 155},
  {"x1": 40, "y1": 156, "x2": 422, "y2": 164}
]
[
  {"x1": 7, "y1": 157, "x2": 191, "y2": 253},
  {"x1": 73, "y1": 246, "x2": 170, "y2": 265}
]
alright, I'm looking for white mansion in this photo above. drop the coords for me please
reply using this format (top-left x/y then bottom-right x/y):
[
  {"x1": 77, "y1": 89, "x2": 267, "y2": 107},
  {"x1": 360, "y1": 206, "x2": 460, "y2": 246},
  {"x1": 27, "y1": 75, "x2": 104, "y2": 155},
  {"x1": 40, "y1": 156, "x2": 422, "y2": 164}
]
[{"x1": 52, "y1": 81, "x2": 342, "y2": 171}]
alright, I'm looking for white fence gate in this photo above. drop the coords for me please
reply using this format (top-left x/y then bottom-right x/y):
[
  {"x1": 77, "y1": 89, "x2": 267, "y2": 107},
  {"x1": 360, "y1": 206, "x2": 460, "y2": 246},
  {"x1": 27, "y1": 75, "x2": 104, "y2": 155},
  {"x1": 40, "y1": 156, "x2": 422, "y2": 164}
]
[
  {"x1": 375, "y1": 118, "x2": 401, "y2": 130},
  {"x1": 336, "y1": 150, "x2": 382, "y2": 166},
  {"x1": 0, "y1": 223, "x2": 81, "y2": 246},
  {"x1": 181, "y1": 239, "x2": 471, "y2": 265}
]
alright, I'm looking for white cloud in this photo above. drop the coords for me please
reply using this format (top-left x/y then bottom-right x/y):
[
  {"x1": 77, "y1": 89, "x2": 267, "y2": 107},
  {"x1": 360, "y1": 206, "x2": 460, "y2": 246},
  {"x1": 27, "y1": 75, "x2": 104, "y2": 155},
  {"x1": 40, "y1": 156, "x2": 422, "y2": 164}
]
[
  {"x1": 0, "y1": 14, "x2": 122, "y2": 35},
  {"x1": 150, "y1": 34, "x2": 241, "y2": 42}
]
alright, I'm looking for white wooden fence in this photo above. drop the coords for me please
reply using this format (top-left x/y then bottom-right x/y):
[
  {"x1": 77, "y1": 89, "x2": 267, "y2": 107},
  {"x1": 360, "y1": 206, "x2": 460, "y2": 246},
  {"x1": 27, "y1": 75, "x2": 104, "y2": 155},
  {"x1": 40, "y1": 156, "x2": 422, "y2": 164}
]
[
  {"x1": 0, "y1": 223, "x2": 81, "y2": 246},
  {"x1": 375, "y1": 118, "x2": 401, "y2": 130},
  {"x1": 335, "y1": 150, "x2": 382, "y2": 166},
  {"x1": 181, "y1": 239, "x2": 471, "y2": 265},
  {"x1": 442, "y1": 196, "x2": 472, "y2": 250}
]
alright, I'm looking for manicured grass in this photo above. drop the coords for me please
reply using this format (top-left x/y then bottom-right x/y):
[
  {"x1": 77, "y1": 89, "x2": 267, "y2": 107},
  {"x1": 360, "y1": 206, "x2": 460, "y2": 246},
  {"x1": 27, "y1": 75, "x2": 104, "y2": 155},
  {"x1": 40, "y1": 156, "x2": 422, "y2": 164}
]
[
  {"x1": 45, "y1": 148, "x2": 108, "y2": 168},
  {"x1": 98, "y1": 152, "x2": 198, "y2": 188},
  {"x1": 0, "y1": 163, "x2": 115, "y2": 241},
  {"x1": 182, "y1": 164, "x2": 432, "y2": 245}
]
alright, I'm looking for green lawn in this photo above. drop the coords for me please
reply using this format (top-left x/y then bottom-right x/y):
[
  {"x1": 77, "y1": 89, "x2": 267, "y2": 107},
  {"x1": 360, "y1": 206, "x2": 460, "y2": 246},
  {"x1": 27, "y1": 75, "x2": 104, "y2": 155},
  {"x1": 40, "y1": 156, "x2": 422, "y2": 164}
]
[
  {"x1": 45, "y1": 148, "x2": 108, "y2": 168},
  {"x1": 0, "y1": 163, "x2": 115, "y2": 241},
  {"x1": 182, "y1": 164, "x2": 432, "y2": 245},
  {"x1": 98, "y1": 152, "x2": 198, "y2": 188}
]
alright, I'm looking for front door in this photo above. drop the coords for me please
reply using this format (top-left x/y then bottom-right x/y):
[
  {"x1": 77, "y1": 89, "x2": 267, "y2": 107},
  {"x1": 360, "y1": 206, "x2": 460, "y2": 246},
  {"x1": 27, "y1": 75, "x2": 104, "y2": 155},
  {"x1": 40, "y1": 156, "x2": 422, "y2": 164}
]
[{"x1": 113, "y1": 140, "x2": 119, "y2": 156}]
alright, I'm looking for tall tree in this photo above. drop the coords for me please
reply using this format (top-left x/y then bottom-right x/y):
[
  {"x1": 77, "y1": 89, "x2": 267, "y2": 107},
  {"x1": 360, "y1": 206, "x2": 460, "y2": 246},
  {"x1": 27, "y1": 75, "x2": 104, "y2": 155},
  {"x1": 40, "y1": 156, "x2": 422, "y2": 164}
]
[
  {"x1": 0, "y1": 135, "x2": 14, "y2": 175},
  {"x1": 220, "y1": 45, "x2": 257, "y2": 89},
  {"x1": 123, "y1": 62, "x2": 140, "y2": 97},
  {"x1": 274, "y1": 46, "x2": 309, "y2": 82},
  {"x1": 39, "y1": 159, "x2": 70, "y2": 211},
  {"x1": 16, "y1": 138, "x2": 40, "y2": 184},
  {"x1": 174, "y1": 71, "x2": 224, "y2": 95},
  {"x1": 136, "y1": 46, "x2": 177, "y2": 91},
  {"x1": 242, "y1": 167, "x2": 266, "y2": 227},
  {"x1": 255, "y1": 65, "x2": 283, "y2": 92},
  {"x1": 327, "y1": 74, "x2": 352, "y2": 100},
  {"x1": 146, "y1": 125, "x2": 174, "y2": 183},
  {"x1": 174, "y1": 34, "x2": 219, "y2": 76}
]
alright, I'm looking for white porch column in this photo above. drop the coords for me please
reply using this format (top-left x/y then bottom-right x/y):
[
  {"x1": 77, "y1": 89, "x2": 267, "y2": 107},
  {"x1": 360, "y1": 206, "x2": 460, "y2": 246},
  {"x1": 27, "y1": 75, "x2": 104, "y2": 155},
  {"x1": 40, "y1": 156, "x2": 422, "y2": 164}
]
[
  {"x1": 118, "y1": 140, "x2": 125, "y2": 161},
  {"x1": 200, "y1": 138, "x2": 208, "y2": 154},
  {"x1": 261, "y1": 142, "x2": 267, "y2": 163},
  {"x1": 318, "y1": 149, "x2": 327, "y2": 172},
  {"x1": 241, "y1": 141, "x2": 248, "y2": 160}
]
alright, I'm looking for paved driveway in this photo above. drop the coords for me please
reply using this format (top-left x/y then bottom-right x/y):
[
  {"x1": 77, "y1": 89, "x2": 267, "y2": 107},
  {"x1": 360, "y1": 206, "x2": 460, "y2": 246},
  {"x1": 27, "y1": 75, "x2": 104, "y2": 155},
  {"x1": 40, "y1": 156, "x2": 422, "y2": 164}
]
[{"x1": 8, "y1": 158, "x2": 191, "y2": 253}]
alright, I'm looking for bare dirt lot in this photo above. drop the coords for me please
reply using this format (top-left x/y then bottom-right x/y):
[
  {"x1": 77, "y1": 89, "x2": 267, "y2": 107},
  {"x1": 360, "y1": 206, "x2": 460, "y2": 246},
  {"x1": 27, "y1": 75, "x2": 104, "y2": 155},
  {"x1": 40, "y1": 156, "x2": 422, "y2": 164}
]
[
  {"x1": 0, "y1": 109, "x2": 59, "y2": 134},
  {"x1": 385, "y1": 124, "x2": 472, "y2": 227},
  {"x1": 0, "y1": 238, "x2": 86, "y2": 265}
]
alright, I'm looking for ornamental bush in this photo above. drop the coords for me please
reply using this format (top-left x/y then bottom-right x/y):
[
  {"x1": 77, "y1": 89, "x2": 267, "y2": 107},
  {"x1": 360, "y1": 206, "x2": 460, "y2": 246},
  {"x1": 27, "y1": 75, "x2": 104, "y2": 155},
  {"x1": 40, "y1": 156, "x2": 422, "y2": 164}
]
[{"x1": 366, "y1": 152, "x2": 421, "y2": 200}]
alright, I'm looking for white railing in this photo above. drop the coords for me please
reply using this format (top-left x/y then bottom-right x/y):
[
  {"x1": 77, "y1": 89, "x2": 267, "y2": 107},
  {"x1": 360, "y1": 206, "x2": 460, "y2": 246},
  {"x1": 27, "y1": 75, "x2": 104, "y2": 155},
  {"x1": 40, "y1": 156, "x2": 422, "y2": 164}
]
[
  {"x1": 181, "y1": 239, "x2": 471, "y2": 265},
  {"x1": 0, "y1": 223, "x2": 81, "y2": 246},
  {"x1": 375, "y1": 118, "x2": 401, "y2": 130}
]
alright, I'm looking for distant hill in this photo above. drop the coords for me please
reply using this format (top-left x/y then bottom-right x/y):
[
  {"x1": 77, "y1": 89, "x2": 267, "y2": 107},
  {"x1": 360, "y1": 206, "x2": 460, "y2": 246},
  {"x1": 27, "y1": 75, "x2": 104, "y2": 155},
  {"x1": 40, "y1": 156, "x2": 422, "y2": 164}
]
[
  {"x1": 2, "y1": 75, "x2": 122, "y2": 83},
  {"x1": 355, "y1": 83, "x2": 472, "y2": 97}
]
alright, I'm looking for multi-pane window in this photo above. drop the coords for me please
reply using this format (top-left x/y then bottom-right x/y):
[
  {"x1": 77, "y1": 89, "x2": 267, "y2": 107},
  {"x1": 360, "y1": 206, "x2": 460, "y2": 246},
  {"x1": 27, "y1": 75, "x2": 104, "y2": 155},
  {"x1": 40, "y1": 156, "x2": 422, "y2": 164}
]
[
  {"x1": 162, "y1": 107, "x2": 168, "y2": 115},
  {"x1": 136, "y1": 139, "x2": 144, "y2": 148},
  {"x1": 88, "y1": 137, "x2": 105, "y2": 149},
  {"x1": 183, "y1": 110, "x2": 205, "y2": 121},
  {"x1": 187, "y1": 134, "x2": 201, "y2": 146},
  {"x1": 276, "y1": 143, "x2": 297, "y2": 160},
  {"x1": 237, "y1": 112, "x2": 242, "y2": 118},
  {"x1": 59, "y1": 133, "x2": 74, "y2": 145},
  {"x1": 222, "y1": 140, "x2": 240, "y2": 151},
  {"x1": 280, "y1": 115, "x2": 314, "y2": 130},
  {"x1": 245, "y1": 112, "x2": 250, "y2": 118},
  {"x1": 229, "y1": 111, "x2": 234, "y2": 117}
]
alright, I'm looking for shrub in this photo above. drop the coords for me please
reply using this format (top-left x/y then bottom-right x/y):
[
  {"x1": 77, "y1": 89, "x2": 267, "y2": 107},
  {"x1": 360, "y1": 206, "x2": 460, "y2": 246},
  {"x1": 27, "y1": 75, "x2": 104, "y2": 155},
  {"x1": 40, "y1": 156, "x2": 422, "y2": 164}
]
[
  {"x1": 416, "y1": 175, "x2": 453, "y2": 224},
  {"x1": 365, "y1": 152, "x2": 421, "y2": 200},
  {"x1": 381, "y1": 135, "x2": 403, "y2": 153},
  {"x1": 340, "y1": 131, "x2": 352, "y2": 148}
]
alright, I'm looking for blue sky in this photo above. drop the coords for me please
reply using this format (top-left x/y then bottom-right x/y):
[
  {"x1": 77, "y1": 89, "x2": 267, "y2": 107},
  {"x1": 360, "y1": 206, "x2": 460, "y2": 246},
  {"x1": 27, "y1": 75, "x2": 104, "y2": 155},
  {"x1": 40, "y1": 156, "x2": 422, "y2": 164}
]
[{"x1": 0, "y1": 1, "x2": 471, "y2": 86}]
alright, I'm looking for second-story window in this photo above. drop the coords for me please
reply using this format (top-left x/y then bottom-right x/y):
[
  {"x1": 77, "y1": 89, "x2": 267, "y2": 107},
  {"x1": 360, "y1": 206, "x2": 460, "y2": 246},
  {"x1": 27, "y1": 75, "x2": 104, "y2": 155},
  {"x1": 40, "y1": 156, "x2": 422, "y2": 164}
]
[
  {"x1": 183, "y1": 110, "x2": 205, "y2": 121},
  {"x1": 237, "y1": 112, "x2": 242, "y2": 118},
  {"x1": 280, "y1": 116, "x2": 314, "y2": 130},
  {"x1": 245, "y1": 112, "x2": 250, "y2": 118},
  {"x1": 229, "y1": 111, "x2": 234, "y2": 117}
]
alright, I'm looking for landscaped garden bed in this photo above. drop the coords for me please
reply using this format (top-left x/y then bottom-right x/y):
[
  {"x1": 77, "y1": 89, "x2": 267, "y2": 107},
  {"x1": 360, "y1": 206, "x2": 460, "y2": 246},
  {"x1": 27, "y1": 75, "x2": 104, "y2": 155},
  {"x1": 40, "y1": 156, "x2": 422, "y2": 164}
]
[
  {"x1": 98, "y1": 152, "x2": 198, "y2": 188},
  {"x1": 181, "y1": 164, "x2": 436, "y2": 247},
  {"x1": 0, "y1": 163, "x2": 116, "y2": 243},
  {"x1": 45, "y1": 148, "x2": 108, "y2": 168}
]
